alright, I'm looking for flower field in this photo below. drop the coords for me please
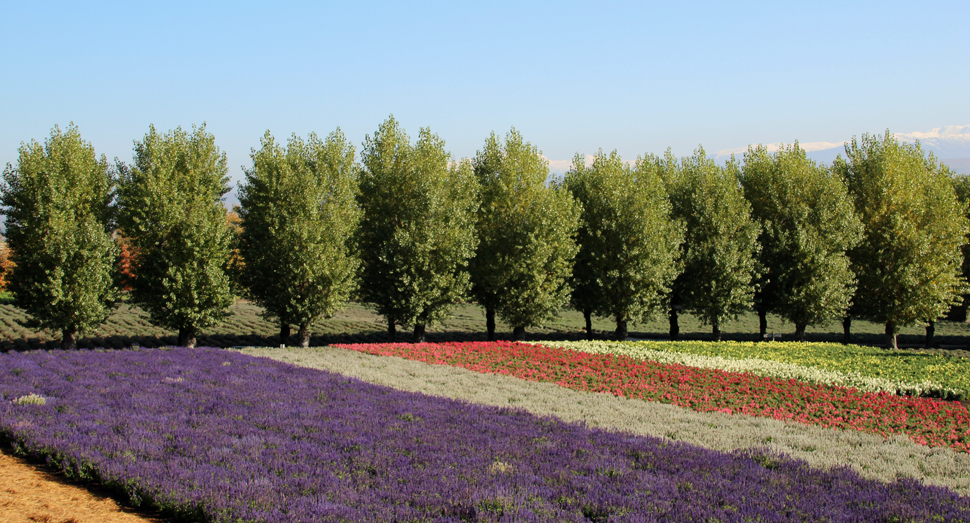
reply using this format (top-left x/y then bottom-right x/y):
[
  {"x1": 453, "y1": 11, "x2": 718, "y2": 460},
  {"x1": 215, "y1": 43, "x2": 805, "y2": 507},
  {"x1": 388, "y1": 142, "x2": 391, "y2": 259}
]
[
  {"x1": 334, "y1": 341, "x2": 970, "y2": 452},
  {"x1": 2, "y1": 347, "x2": 970, "y2": 522},
  {"x1": 540, "y1": 340, "x2": 966, "y2": 400},
  {"x1": 564, "y1": 340, "x2": 970, "y2": 399}
]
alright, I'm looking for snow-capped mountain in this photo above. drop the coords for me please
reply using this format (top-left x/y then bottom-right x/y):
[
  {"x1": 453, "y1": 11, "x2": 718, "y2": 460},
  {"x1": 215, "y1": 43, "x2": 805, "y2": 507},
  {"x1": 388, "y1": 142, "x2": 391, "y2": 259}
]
[{"x1": 715, "y1": 126, "x2": 970, "y2": 174}]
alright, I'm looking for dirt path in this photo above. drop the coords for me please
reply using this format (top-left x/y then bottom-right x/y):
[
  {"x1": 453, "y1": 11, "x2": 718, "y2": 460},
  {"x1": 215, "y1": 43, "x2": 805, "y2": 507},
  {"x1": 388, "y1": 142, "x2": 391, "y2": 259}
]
[{"x1": 0, "y1": 449, "x2": 168, "y2": 523}]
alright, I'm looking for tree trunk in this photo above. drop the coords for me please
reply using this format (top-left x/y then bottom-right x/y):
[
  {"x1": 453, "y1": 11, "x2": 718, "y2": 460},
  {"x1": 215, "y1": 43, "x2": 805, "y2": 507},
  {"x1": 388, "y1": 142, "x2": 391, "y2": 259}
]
[
  {"x1": 794, "y1": 323, "x2": 806, "y2": 342},
  {"x1": 925, "y1": 321, "x2": 935, "y2": 349},
  {"x1": 279, "y1": 322, "x2": 291, "y2": 347},
  {"x1": 758, "y1": 308, "x2": 768, "y2": 339},
  {"x1": 712, "y1": 318, "x2": 721, "y2": 342},
  {"x1": 669, "y1": 308, "x2": 680, "y2": 340},
  {"x1": 413, "y1": 324, "x2": 426, "y2": 343},
  {"x1": 885, "y1": 321, "x2": 897, "y2": 350},
  {"x1": 486, "y1": 307, "x2": 496, "y2": 341},
  {"x1": 178, "y1": 326, "x2": 196, "y2": 348},
  {"x1": 61, "y1": 328, "x2": 77, "y2": 351},
  {"x1": 842, "y1": 316, "x2": 851, "y2": 345},
  {"x1": 388, "y1": 319, "x2": 396, "y2": 342},
  {"x1": 615, "y1": 316, "x2": 628, "y2": 341},
  {"x1": 584, "y1": 310, "x2": 593, "y2": 341},
  {"x1": 512, "y1": 326, "x2": 525, "y2": 341},
  {"x1": 298, "y1": 323, "x2": 310, "y2": 348}
]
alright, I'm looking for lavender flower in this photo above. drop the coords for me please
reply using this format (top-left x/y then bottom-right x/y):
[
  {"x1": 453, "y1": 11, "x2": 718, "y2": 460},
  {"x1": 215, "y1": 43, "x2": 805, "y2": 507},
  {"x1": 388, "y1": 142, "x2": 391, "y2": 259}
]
[{"x1": 1, "y1": 347, "x2": 967, "y2": 522}]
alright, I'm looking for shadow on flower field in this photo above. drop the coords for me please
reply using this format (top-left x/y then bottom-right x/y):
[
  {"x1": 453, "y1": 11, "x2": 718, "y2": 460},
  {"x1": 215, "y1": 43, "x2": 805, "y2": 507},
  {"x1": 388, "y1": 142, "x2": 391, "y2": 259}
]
[
  {"x1": 0, "y1": 300, "x2": 968, "y2": 352},
  {"x1": 4, "y1": 347, "x2": 969, "y2": 521}
]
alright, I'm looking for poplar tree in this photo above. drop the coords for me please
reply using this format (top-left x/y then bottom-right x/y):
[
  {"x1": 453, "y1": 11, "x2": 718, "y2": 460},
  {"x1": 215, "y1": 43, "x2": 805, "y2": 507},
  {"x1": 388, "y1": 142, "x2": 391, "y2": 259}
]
[
  {"x1": 116, "y1": 124, "x2": 235, "y2": 348},
  {"x1": 564, "y1": 150, "x2": 683, "y2": 340},
  {"x1": 471, "y1": 128, "x2": 580, "y2": 340},
  {"x1": 662, "y1": 147, "x2": 760, "y2": 341},
  {"x1": 741, "y1": 143, "x2": 862, "y2": 341},
  {"x1": 950, "y1": 174, "x2": 970, "y2": 323},
  {"x1": 357, "y1": 116, "x2": 479, "y2": 342},
  {"x1": 835, "y1": 131, "x2": 968, "y2": 349},
  {"x1": 1, "y1": 124, "x2": 117, "y2": 349},
  {"x1": 237, "y1": 130, "x2": 360, "y2": 348}
]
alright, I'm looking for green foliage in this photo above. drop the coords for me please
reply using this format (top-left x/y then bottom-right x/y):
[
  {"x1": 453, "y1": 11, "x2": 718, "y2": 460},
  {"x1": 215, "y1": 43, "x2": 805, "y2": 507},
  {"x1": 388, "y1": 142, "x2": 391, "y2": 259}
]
[
  {"x1": 0, "y1": 124, "x2": 117, "y2": 348},
  {"x1": 356, "y1": 116, "x2": 479, "y2": 339},
  {"x1": 12, "y1": 393, "x2": 47, "y2": 406},
  {"x1": 950, "y1": 174, "x2": 970, "y2": 321},
  {"x1": 660, "y1": 148, "x2": 760, "y2": 337},
  {"x1": 564, "y1": 150, "x2": 683, "y2": 337},
  {"x1": 834, "y1": 131, "x2": 969, "y2": 346},
  {"x1": 740, "y1": 143, "x2": 862, "y2": 336},
  {"x1": 471, "y1": 128, "x2": 580, "y2": 334},
  {"x1": 116, "y1": 124, "x2": 235, "y2": 347},
  {"x1": 237, "y1": 130, "x2": 361, "y2": 346}
]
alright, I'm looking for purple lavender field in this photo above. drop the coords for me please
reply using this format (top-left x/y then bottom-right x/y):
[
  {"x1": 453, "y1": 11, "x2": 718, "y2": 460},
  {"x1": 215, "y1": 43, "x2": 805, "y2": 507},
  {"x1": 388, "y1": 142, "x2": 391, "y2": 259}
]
[{"x1": 1, "y1": 348, "x2": 968, "y2": 522}]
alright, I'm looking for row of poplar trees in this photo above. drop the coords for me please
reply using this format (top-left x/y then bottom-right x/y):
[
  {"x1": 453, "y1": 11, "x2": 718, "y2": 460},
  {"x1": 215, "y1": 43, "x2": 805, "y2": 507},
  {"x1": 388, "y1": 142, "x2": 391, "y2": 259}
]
[{"x1": 2, "y1": 118, "x2": 967, "y2": 350}]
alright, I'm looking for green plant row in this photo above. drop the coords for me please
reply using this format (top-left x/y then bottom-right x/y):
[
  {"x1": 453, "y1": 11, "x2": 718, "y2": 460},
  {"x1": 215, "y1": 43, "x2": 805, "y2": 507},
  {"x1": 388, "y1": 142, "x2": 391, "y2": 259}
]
[{"x1": 536, "y1": 340, "x2": 970, "y2": 400}]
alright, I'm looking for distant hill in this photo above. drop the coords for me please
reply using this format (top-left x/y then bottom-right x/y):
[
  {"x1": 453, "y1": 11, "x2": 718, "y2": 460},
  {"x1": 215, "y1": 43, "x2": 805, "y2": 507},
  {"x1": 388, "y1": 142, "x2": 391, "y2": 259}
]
[
  {"x1": 716, "y1": 125, "x2": 970, "y2": 173},
  {"x1": 943, "y1": 158, "x2": 970, "y2": 175},
  {"x1": 896, "y1": 126, "x2": 970, "y2": 160}
]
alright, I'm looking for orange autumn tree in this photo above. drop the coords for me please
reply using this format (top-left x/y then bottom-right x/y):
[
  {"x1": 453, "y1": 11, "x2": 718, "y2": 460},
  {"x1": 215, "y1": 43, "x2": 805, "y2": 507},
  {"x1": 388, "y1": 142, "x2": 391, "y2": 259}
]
[
  {"x1": 226, "y1": 205, "x2": 244, "y2": 285},
  {"x1": 0, "y1": 241, "x2": 13, "y2": 292},
  {"x1": 115, "y1": 234, "x2": 137, "y2": 292}
]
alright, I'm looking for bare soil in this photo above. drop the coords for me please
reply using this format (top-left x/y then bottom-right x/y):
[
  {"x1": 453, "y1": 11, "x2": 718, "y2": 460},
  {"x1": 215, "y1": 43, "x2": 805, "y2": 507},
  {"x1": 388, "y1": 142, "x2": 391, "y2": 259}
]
[{"x1": 0, "y1": 448, "x2": 168, "y2": 523}]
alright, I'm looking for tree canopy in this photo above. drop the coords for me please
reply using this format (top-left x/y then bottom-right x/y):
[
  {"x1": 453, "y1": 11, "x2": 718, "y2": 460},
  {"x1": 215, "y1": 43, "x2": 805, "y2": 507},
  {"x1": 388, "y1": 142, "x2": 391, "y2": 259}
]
[
  {"x1": 0, "y1": 123, "x2": 117, "y2": 349},
  {"x1": 471, "y1": 128, "x2": 580, "y2": 340},
  {"x1": 237, "y1": 130, "x2": 361, "y2": 347},
  {"x1": 661, "y1": 147, "x2": 760, "y2": 341},
  {"x1": 116, "y1": 124, "x2": 235, "y2": 348},
  {"x1": 741, "y1": 143, "x2": 862, "y2": 340},
  {"x1": 564, "y1": 150, "x2": 683, "y2": 340},
  {"x1": 950, "y1": 174, "x2": 970, "y2": 322},
  {"x1": 835, "y1": 131, "x2": 969, "y2": 349},
  {"x1": 356, "y1": 116, "x2": 479, "y2": 342}
]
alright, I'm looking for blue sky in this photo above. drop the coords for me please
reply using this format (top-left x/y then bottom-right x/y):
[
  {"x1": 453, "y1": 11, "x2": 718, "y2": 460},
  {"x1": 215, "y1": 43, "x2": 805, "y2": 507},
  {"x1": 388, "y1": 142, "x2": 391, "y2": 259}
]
[{"x1": 2, "y1": 0, "x2": 968, "y2": 189}]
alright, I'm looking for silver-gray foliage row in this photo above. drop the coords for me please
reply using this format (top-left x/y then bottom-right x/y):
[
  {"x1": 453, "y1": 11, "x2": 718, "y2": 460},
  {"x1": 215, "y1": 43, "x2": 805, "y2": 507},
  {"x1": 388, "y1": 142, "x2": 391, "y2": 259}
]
[
  {"x1": 1, "y1": 123, "x2": 117, "y2": 350},
  {"x1": 244, "y1": 346, "x2": 970, "y2": 497},
  {"x1": 471, "y1": 128, "x2": 581, "y2": 340},
  {"x1": 237, "y1": 130, "x2": 361, "y2": 348},
  {"x1": 116, "y1": 124, "x2": 235, "y2": 348},
  {"x1": 356, "y1": 116, "x2": 479, "y2": 342}
]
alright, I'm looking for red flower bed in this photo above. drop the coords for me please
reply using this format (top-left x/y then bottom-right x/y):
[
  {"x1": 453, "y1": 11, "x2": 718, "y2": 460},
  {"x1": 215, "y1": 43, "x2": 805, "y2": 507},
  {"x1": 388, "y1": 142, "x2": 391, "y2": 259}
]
[{"x1": 333, "y1": 341, "x2": 970, "y2": 452}]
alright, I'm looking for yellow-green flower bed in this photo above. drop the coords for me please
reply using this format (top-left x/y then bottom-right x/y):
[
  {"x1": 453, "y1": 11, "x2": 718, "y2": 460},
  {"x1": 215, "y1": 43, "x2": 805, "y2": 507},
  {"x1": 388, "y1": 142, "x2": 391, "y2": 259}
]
[{"x1": 535, "y1": 340, "x2": 968, "y2": 400}]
